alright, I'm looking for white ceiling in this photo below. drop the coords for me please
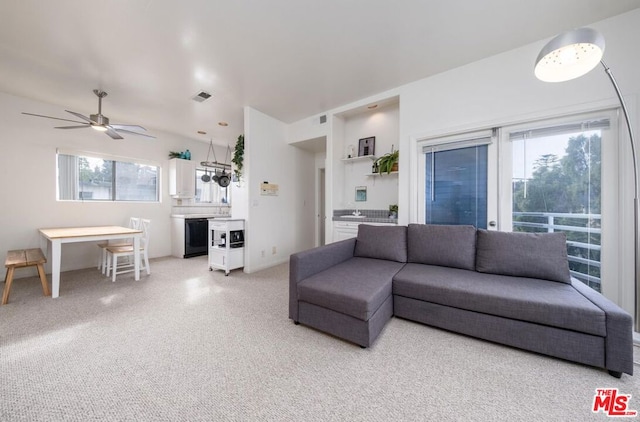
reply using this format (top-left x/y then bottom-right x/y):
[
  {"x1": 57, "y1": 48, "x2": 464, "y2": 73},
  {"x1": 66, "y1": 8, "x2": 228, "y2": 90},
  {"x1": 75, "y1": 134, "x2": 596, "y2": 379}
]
[{"x1": 1, "y1": 0, "x2": 639, "y2": 145}]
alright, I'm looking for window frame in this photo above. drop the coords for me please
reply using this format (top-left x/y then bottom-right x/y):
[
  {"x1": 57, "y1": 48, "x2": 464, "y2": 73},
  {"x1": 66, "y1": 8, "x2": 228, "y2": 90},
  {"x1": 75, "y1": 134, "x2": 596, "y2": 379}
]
[
  {"x1": 56, "y1": 149, "x2": 161, "y2": 203},
  {"x1": 416, "y1": 129, "x2": 497, "y2": 228},
  {"x1": 194, "y1": 167, "x2": 231, "y2": 205}
]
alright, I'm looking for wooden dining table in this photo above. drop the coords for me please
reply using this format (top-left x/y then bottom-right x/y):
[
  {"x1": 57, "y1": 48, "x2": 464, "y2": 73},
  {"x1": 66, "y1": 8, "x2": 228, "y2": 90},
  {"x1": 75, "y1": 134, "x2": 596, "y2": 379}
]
[{"x1": 39, "y1": 226, "x2": 143, "y2": 298}]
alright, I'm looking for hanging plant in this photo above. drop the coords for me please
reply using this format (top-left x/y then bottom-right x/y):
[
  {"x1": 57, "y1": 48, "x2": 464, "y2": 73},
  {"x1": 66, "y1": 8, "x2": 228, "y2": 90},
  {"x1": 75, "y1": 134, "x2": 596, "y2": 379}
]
[{"x1": 232, "y1": 134, "x2": 244, "y2": 181}]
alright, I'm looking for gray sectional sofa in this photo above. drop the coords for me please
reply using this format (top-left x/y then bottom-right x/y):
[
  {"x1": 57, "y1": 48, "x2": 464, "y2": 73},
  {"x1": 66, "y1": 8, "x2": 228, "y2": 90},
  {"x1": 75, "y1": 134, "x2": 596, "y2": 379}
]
[{"x1": 289, "y1": 223, "x2": 634, "y2": 377}]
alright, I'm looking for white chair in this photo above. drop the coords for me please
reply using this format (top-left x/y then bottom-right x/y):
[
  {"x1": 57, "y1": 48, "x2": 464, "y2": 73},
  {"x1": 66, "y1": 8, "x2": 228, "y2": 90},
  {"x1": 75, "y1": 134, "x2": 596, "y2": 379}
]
[
  {"x1": 97, "y1": 217, "x2": 141, "y2": 274},
  {"x1": 105, "y1": 219, "x2": 151, "y2": 282}
]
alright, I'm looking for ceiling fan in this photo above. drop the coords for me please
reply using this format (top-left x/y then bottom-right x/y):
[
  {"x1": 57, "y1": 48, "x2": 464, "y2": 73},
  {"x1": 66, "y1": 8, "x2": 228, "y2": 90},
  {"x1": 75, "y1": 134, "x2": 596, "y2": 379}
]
[{"x1": 22, "y1": 89, "x2": 155, "y2": 140}]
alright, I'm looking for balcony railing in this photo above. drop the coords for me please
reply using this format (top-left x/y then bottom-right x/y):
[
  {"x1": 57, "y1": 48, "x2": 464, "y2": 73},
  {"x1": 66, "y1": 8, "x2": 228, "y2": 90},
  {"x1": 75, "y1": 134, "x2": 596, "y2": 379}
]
[{"x1": 512, "y1": 212, "x2": 601, "y2": 291}]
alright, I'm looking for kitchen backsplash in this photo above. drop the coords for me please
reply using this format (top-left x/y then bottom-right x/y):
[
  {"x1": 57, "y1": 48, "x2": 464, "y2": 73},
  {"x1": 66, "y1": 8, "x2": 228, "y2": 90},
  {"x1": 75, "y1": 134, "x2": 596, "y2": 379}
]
[
  {"x1": 333, "y1": 209, "x2": 393, "y2": 218},
  {"x1": 172, "y1": 204, "x2": 231, "y2": 216}
]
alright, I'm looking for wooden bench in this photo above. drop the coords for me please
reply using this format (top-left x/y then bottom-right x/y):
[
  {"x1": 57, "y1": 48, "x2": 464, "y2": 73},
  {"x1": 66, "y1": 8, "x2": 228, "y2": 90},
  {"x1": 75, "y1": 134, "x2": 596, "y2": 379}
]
[{"x1": 2, "y1": 248, "x2": 50, "y2": 305}]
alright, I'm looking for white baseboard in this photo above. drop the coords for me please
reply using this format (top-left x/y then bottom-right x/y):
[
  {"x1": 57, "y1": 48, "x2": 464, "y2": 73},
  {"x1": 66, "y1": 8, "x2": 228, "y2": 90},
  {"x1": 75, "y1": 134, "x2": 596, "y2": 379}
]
[{"x1": 244, "y1": 256, "x2": 290, "y2": 274}]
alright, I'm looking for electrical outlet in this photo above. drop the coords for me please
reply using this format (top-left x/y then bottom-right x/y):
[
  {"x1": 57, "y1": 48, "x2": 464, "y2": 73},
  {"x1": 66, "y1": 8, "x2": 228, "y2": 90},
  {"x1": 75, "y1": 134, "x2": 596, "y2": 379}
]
[
  {"x1": 261, "y1": 250, "x2": 265, "y2": 258},
  {"x1": 272, "y1": 246, "x2": 276, "y2": 255}
]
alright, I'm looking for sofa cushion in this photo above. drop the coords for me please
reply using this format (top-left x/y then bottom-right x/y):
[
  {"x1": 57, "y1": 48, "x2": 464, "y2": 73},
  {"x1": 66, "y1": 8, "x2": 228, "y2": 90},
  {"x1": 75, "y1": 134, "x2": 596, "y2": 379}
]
[
  {"x1": 407, "y1": 224, "x2": 476, "y2": 270},
  {"x1": 475, "y1": 230, "x2": 571, "y2": 283},
  {"x1": 354, "y1": 224, "x2": 407, "y2": 263},
  {"x1": 297, "y1": 257, "x2": 404, "y2": 321},
  {"x1": 392, "y1": 263, "x2": 605, "y2": 336}
]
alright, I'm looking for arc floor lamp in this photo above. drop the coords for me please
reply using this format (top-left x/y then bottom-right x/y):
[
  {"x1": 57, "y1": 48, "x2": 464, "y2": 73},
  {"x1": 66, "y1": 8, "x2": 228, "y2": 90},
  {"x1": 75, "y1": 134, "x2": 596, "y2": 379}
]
[{"x1": 534, "y1": 27, "x2": 639, "y2": 333}]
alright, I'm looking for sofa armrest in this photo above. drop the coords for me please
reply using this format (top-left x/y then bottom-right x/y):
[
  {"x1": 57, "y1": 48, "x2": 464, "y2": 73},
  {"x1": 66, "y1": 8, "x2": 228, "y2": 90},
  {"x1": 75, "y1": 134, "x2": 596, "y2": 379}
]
[
  {"x1": 289, "y1": 238, "x2": 356, "y2": 321},
  {"x1": 571, "y1": 279, "x2": 634, "y2": 375}
]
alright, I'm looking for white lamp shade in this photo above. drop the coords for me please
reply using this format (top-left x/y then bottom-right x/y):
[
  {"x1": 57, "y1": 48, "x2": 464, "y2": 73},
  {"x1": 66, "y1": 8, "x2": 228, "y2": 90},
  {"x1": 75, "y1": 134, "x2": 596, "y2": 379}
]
[{"x1": 534, "y1": 27, "x2": 605, "y2": 82}]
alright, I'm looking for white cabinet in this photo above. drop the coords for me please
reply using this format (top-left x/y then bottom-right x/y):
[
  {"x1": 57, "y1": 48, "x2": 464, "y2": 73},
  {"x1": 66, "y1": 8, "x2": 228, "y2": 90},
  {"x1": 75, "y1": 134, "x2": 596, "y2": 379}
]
[
  {"x1": 208, "y1": 219, "x2": 244, "y2": 275},
  {"x1": 332, "y1": 221, "x2": 396, "y2": 242},
  {"x1": 333, "y1": 221, "x2": 360, "y2": 241},
  {"x1": 171, "y1": 216, "x2": 186, "y2": 258},
  {"x1": 169, "y1": 158, "x2": 196, "y2": 198}
]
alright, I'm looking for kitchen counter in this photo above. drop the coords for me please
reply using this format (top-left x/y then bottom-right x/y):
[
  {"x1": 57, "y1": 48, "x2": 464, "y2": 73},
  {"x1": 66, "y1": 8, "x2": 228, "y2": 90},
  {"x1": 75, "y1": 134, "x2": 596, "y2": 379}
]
[
  {"x1": 332, "y1": 216, "x2": 397, "y2": 224},
  {"x1": 171, "y1": 214, "x2": 229, "y2": 218}
]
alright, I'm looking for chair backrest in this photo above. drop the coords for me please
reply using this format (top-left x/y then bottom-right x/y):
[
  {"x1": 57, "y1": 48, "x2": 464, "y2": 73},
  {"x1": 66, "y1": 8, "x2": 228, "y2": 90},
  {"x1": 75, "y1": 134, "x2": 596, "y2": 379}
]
[
  {"x1": 129, "y1": 217, "x2": 142, "y2": 230},
  {"x1": 140, "y1": 219, "x2": 151, "y2": 249}
]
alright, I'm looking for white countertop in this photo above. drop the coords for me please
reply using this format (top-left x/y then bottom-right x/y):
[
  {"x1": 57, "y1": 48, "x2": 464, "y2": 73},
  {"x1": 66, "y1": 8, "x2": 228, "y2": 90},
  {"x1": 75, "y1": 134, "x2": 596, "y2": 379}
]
[
  {"x1": 207, "y1": 217, "x2": 244, "y2": 221},
  {"x1": 170, "y1": 214, "x2": 229, "y2": 218}
]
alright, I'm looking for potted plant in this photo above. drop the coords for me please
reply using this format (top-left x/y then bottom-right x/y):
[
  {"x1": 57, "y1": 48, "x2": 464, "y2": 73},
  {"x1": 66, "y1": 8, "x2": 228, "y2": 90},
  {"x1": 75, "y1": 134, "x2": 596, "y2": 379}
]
[
  {"x1": 376, "y1": 149, "x2": 399, "y2": 174},
  {"x1": 231, "y1": 134, "x2": 244, "y2": 181},
  {"x1": 389, "y1": 204, "x2": 398, "y2": 219}
]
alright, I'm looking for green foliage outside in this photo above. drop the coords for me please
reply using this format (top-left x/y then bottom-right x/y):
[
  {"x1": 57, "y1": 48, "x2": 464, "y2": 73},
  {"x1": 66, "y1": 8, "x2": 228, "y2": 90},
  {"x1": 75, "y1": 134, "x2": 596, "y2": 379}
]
[
  {"x1": 512, "y1": 133, "x2": 601, "y2": 290},
  {"x1": 79, "y1": 158, "x2": 113, "y2": 186}
]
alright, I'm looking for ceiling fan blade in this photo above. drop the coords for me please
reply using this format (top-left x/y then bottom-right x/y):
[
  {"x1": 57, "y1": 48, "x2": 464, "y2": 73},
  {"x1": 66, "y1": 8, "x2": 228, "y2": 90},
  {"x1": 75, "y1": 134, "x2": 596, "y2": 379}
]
[
  {"x1": 113, "y1": 128, "x2": 156, "y2": 139},
  {"x1": 110, "y1": 124, "x2": 148, "y2": 132},
  {"x1": 104, "y1": 127, "x2": 124, "y2": 140},
  {"x1": 65, "y1": 110, "x2": 94, "y2": 123},
  {"x1": 21, "y1": 112, "x2": 87, "y2": 125},
  {"x1": 55, "y1": 125, "x2": 91, "y2": 129}
]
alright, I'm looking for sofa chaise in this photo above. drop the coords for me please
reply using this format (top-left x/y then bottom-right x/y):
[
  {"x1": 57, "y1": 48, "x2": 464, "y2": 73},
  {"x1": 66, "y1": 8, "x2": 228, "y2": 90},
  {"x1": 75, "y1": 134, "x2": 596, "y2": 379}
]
[{"x1": 289, "y1": 223, "x2": 634, "y2": 377}]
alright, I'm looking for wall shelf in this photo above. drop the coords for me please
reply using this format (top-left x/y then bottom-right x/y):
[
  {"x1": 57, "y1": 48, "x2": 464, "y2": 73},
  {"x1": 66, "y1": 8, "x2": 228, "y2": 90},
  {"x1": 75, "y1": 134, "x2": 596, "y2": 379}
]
[
  {"x1": 341, "y1": 155, "x2": 377, "y2": 162},
  {"x1": 366, "y1": 171, "x2": 398, "y2": 177}
]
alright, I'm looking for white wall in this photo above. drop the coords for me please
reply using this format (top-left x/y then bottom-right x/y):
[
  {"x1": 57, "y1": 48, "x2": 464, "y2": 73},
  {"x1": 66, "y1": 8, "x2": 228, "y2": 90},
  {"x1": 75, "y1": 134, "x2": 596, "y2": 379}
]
[
  {"x1": 288, "y1": 114, "x2": 328, "y2": 145},
  {"x1": 243, "y1": 107, "x2": 315, "y2": 272},
  {"x1": 0, "y1": 91, "x2": 231, "y2": 276}
]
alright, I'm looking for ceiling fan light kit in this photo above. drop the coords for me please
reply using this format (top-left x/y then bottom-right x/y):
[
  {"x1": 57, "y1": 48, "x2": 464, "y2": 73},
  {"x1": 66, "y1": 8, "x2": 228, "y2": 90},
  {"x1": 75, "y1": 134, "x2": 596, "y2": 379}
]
[{"x1": 22, "y1": 89, "x2": 155, "y2": 140}]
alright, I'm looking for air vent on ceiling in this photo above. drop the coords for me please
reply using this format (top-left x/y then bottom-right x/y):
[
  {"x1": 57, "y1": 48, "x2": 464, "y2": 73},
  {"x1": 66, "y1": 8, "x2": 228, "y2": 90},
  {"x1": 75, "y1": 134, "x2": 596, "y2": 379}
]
[{"x1": 192, "y1": 91, "x2": 212, "y2": 102}]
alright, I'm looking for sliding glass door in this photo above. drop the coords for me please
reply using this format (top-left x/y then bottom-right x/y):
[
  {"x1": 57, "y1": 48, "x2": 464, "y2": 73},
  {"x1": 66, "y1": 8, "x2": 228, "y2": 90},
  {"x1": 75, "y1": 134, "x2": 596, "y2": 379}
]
[
  {"x1": 418, "y1": 131, "x2": 497, "y2": 230},
  {"x1": 499, "y1": 111, "x2": 624, "y2": 304},
  {"x1": 416, "y1": 110, "x2": 631, "y2": 316},
  {"x1": 509, "y1": 121, "x2": 604, "y2": 290}
]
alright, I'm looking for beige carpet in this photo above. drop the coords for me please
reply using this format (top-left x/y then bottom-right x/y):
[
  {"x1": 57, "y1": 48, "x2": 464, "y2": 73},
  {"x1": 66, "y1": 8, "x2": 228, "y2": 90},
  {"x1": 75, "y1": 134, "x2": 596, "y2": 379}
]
[{"x1": 1, "y1": 256, "x2": 638, "y2": 421}]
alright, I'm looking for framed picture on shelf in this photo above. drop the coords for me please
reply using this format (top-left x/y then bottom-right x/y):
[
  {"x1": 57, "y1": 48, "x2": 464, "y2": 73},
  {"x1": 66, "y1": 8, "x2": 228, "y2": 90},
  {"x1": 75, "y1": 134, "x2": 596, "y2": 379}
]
[
  {"x1": 355, "y1": 186, "x2": 367, "y2": 202},
  {"x1": 358, "y1": 137, "x2": 375, "y2": 157}
]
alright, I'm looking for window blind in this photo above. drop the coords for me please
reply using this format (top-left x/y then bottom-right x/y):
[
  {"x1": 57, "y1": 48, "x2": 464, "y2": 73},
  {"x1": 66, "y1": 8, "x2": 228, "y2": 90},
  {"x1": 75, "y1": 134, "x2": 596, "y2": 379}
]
[{"x1": 509, "y1": 119, "x2": 610, "y2": 141}]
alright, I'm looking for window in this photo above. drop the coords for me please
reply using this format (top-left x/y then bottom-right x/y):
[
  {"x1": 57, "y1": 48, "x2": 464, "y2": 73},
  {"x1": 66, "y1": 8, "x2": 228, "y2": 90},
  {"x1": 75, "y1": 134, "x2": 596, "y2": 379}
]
[
  {"x1": 57, "y1": 151, "x2": 159, "y2": 202},
  {"x1": 195, "y1": 168, "x2": 230, "y2": 204},
  {"x1": 499, "y1": 110, "x2": 623, "y2": 302},
  {"x1": 508, "y1": 118, "x2": 607, "y2": 291},
  {"x1": 418, "y1": 131, "x2": 495, "y2": 229},
  {"x1": 424, "y1": 145, "x2": 488, "y2": 228}
]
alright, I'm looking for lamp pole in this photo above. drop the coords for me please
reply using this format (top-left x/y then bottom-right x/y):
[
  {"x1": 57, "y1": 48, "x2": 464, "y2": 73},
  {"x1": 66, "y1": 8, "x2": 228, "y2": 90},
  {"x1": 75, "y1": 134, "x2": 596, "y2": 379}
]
[{"x1": 600, "y1": 61, "x2": 640, "y2": 333}]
